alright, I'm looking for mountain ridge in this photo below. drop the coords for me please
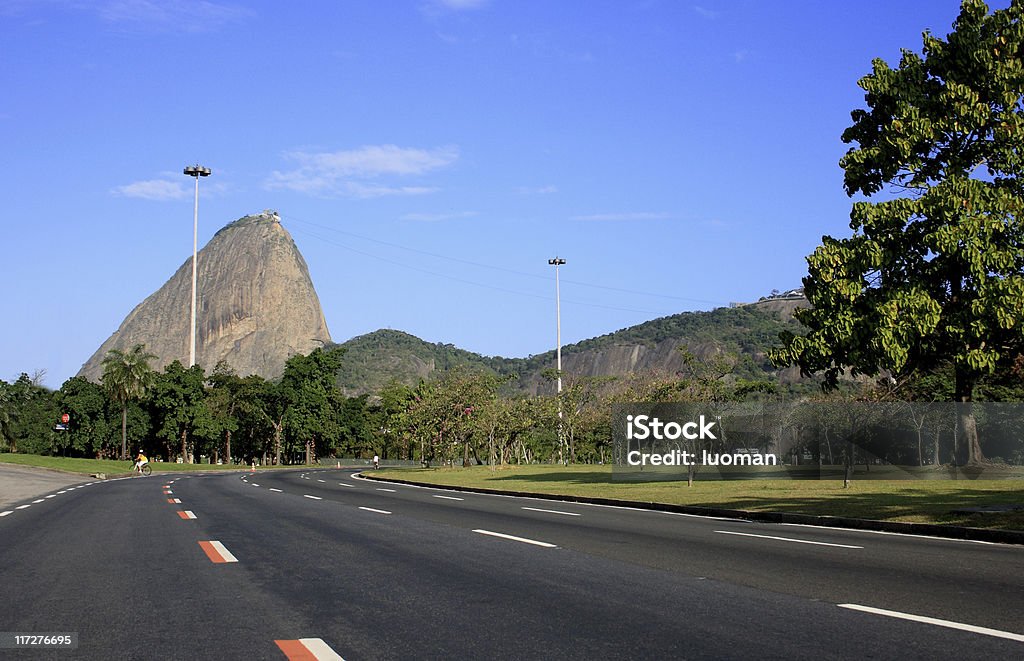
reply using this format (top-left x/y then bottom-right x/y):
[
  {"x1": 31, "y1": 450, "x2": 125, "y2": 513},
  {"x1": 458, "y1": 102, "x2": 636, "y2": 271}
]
[{"x1": 332, "y1": 297, "x2": 807, "y2": 396}]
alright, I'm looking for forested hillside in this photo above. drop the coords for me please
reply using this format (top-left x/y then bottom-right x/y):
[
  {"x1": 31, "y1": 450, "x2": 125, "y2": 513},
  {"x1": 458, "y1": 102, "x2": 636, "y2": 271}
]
[{"x1": 333, "y1": 298, "x2": 807, "y2": 395}]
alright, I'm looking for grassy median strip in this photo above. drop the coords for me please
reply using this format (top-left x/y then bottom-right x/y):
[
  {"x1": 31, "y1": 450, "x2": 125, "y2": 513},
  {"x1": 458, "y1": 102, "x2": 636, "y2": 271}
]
[
  {"x1": 0, "y1": 453, "x2": 266, "y2": 475},
  {"x1": 372, "y1": 465, "x2": 1024, "y2": 531}
]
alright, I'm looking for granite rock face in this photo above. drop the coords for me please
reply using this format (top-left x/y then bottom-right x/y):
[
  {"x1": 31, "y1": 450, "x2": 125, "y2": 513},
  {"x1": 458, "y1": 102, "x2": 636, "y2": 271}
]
[{"x1": 78, "y1": 211, "x2": 331, "y2": 382}]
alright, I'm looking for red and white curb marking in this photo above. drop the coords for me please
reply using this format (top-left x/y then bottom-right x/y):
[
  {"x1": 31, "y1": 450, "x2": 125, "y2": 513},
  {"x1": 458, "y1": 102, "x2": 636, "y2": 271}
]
[
  {"x1": 177, "y1": 511, "x2": 197, "y2": 520},
  {"x1": 167, "y1": 498, "x2": 181, "y2": 504},
  {"x1": 275, "y1": 638, "x2": 344, "y2": 660},
  {"x1": 198, "y1": 540, "x2": 238, "y2": 563}
]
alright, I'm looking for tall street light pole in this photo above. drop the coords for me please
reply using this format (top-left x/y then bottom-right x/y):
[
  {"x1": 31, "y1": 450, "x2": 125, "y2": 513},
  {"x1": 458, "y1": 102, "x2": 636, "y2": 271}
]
[
  {"x1": 183, "y1": 164, "x2": 211, "y2": 368},
  {"x1": 548, "y1": 257, "x2": 566, "y2": 463}
]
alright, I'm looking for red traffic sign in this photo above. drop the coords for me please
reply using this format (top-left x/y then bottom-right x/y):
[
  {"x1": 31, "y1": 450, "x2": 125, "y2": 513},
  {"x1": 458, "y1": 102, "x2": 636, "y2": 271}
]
[{"x1": 61, "y1": 413, "x2": 70, "y2": 424}]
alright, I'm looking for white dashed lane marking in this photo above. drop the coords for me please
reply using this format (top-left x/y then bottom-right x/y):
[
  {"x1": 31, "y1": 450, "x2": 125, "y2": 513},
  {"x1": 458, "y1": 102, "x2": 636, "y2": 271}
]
[
  {"x1": 838, "y1": 604, "x2": 1024, "y2": 642},
  {"x1": 304, "y1": 495, "x2": 322, "y2": 500},
  {"x1": 522, "y1": 507, "x2": 580, "y2": 517},
  {"x1": 359, "y1": 507, "x2": 391, "y2": 515},
  {"x1": 473, "y1": 529, "x2": 557, "y2": 548},
  {"x1": 714, "y1": 530, "x2": 864, "y2": 549},
  {"x1": 433, "y1": 495, "x2": 464, "y2": 501}
]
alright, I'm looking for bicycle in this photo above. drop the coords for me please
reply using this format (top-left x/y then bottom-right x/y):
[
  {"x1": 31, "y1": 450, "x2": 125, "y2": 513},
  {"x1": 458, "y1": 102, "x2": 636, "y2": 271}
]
[{"x1": 130, "y1": 462, "x2": 152, "y2": 477}]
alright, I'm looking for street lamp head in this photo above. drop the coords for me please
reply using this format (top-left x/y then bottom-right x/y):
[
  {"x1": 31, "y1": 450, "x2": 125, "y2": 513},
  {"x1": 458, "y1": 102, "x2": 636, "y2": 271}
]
[
  {"x1": 548, "y1": 258, "x2": 566, "y2": 266},
  {"x1": 183, "y1": 165, "x2": 211, "y2": 177}
]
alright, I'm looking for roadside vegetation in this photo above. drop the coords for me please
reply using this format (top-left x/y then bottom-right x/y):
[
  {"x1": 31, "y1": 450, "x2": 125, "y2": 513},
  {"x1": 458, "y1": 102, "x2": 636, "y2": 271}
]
[{"x1": 372, "y1": 465, "x2": 1024, "y2": 531}]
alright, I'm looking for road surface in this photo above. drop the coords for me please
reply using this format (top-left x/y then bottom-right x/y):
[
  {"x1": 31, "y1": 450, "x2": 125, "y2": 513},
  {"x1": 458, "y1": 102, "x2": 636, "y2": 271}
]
[{"x1": 1, "y1": 467, "x2": 1021, "y2": 659}]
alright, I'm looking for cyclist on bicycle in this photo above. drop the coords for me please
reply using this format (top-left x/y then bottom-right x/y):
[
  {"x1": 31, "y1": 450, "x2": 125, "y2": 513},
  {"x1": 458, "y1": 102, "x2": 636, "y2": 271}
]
[{"x1": 134, "y1": 450, "x2": 149, "y2": 475}]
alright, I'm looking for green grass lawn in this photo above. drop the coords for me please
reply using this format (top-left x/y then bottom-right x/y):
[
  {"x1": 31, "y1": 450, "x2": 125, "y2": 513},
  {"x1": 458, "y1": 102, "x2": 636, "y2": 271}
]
[
  {"x1": 0, "y1": 453, "x2": 266, "y2": 476},
  {"x1": 373, "y1": 464, "x2": 1024, "y2": 531}
]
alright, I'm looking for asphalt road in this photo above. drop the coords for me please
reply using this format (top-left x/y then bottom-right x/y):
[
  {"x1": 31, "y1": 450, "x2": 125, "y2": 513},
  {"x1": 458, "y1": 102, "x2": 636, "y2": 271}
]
[{"x1": 1, "y1": 467, "x2": 1022, "y2": 660}]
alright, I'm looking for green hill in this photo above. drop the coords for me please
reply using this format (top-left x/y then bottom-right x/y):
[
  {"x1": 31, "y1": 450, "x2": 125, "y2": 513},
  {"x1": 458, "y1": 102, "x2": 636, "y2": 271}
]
[{"x1": 332, "y1": 298, "x2": 807, "y2": 396}]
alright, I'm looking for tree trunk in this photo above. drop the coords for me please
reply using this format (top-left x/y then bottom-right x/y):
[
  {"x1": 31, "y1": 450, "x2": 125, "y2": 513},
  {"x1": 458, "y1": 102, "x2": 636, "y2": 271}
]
[
  {"x1": 121, "y1": 404, "x2": 128, "y2": 460},
  {"x1": 954, "y1": 365, "x2": 985, "y2": 465},
  {"x1": 181, "y1": 428, "x2": 189, "y2": 463},
  {"x1": 273, "y1": 419, "x2": 283, "y2": 466},
  {"x1": 843, "y1": 439, "x2": 853, "y2": 488},
  {"x1": 225, "y1": 429, "x2": 232, "y2": 466}
]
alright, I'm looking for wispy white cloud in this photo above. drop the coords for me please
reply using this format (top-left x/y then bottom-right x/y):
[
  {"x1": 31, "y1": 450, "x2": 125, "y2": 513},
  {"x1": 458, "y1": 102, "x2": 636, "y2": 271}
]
[
  {"x1": 693, "y1": 6, "x2": 719, "y2": 20},
  {"x1": 112, "y1": 179, "x2": 189, "y2": 201},
  {"x1": 266, "y1": 145, "x2": 458, "y2": 198},
  {"x1": 732, "y1": 49, "x2": 751, "y2": 64},
  {"x1": 401, "y1": 211, "x2": 478, "y2": 222},
  {"x1": 517, "y1": 185, "x2": 558, "y2": 195},
  {"x1": 98, "y1": 0, "x2": 250, "y2": 33},
  {"x1": 435, "y1": 0, "x2": 489, "y2": 10},
  {"x1": 571, "y1": 212, "x2": 672, "y2": 222}
]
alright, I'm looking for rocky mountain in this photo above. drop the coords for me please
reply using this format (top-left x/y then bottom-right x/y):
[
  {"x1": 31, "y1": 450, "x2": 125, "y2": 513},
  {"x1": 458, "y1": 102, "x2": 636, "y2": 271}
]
[
  {"x1": 78, "y1": 211, "x2": 331, "y2": 382},
  {"x1": 333, "y1": 297, "x2": 809, "y2": 396}
]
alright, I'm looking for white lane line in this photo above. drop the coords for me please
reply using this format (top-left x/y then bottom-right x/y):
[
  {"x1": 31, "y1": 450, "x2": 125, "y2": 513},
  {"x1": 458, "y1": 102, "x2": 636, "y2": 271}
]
[
  {"x1": 304, "y1": 494, "x2": 323, "y2": 500},
  {"x1": 32, "y1": 499, "x2": 45, "y2": 504},
  {"x1": 779, "y1": 522, "x2": 998, "y2": 546},
  {"x1": 45, "y1": 494, "x2": 57, "y2": 499},
  {"x1": 376, "y1": 488, "x2": 396, "y2": 493},
  {"x1": 0, "y1": 511, "x2": 12, "y2": 517},
  {"x1": 838, "y1": 604, "x2": 1024, "y2": 642},
  {"x1": 276, "y1": 637, "x2": 345, "y2": 660},
  {"x1": 317, "y1": 479, "x2": 326, "y2": 483},
  {"x1": 56, "y1": 490, "x2": 67, "y2": 494},
  {"x1": 338, "y1": 483, "x2": 354, "y2": 488},
  {"x1": 473, "y1": 529, "x2": 557, "y2": 548},
  {"x1": 269, "y1": 488, "x2": 283, "y2": 493},
  {"x1": 359, "y1": 507, "x2": 392, "y2": 515},
  {"x1": 714, "y1": 530, "x2": 863, "y2": 549},
  {"x1": 15, "y1": 505, "x2": 31, "y2": 510},
  {"x1": 522, "y1": 506, "x2": 580, "y2": 517},
  {"x1": 432, "y1": 495, "x2": 464, "y2": 501},
  {"x1": 251, "y1": 483, "x2": 260, "y2": 487}
]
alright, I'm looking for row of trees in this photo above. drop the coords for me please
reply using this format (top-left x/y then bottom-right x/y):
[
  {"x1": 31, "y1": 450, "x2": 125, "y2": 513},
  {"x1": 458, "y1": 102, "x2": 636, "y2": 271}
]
[
  {"x1": 2, "y1": 340, "x2": 1021, "y2": 468},
  {"x1": 0, "y1": 342, "x2": 782, "y2": 467},
  {"x1": 0, "y1": 346, "x2": 357, "y2": 465}
]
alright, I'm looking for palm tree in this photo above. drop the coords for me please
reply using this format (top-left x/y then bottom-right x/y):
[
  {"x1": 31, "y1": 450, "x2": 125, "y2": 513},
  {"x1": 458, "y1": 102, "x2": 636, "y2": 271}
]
[{"x1": 101, "y1": 344, "x2": 157, "y2": 460}]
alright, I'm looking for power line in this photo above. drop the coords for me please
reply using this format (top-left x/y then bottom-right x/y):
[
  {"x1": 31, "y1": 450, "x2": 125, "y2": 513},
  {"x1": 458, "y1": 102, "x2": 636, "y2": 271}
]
[
  {"x1": 280, "y1": 212, "x2": 726, "y2": 306},
  {"x1": 286, "y1": 225, "x2": 688, "y2": 316}
]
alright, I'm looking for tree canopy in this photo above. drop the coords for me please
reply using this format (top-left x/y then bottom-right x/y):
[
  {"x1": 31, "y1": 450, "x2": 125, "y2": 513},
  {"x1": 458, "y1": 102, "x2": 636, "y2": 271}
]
[{"x1": 771, "y1": 0, "x2": 1024, "y2": 463}]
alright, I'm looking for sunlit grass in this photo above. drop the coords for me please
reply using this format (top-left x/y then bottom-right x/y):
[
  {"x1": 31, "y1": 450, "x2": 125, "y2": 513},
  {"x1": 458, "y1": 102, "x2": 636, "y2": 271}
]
[
  {"x1": 0, "y1": 453, "x2": 272, "y2": 475},
  {"x1": 373, "y1": 464, "x2": 1024, "y2": 530}
]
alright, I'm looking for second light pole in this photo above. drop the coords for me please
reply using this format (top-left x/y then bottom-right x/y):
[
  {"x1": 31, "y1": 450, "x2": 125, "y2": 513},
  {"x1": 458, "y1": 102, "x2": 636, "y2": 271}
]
[
  {"x1": 548, "y1": 257, "x2": 566, "y2": 463},
  {"x1": 183, "y1": 164, "x2": 211, "y2": 368}
]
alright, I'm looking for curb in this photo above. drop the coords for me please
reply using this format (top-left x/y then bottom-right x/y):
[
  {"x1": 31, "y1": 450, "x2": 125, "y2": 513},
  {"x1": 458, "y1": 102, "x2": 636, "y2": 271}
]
[{"x1": 359, "y1": 473, "x2": 1024, "y2": 546}]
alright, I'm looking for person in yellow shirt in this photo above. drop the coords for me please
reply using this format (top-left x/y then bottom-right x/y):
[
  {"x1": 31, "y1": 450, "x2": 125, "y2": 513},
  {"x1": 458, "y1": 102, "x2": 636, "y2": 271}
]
[{"x1": 134, "y1": 450, "x2": 149, "y2": 475}]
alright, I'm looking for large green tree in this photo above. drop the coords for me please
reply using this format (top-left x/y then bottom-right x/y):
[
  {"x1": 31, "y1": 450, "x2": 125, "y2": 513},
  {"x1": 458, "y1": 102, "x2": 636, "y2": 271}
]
[
  {"x1": 148, "y1": 361, "x2": 212, "y2": 463},
  {"x1": 101, "y1": 344, "x2": 157, "y2": 460},
  {"x1": 279, "y1": 347, "x2": 345, "y2": 464},
  {"x1": 772, "y1": 0, "x2": 1024, "y2": 464}
]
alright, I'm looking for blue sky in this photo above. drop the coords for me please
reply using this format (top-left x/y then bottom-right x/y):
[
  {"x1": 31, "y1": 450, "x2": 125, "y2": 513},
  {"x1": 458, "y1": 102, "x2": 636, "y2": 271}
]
[{"x1": 0, "y1": 0, "x2": 992, "y2": 388}]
